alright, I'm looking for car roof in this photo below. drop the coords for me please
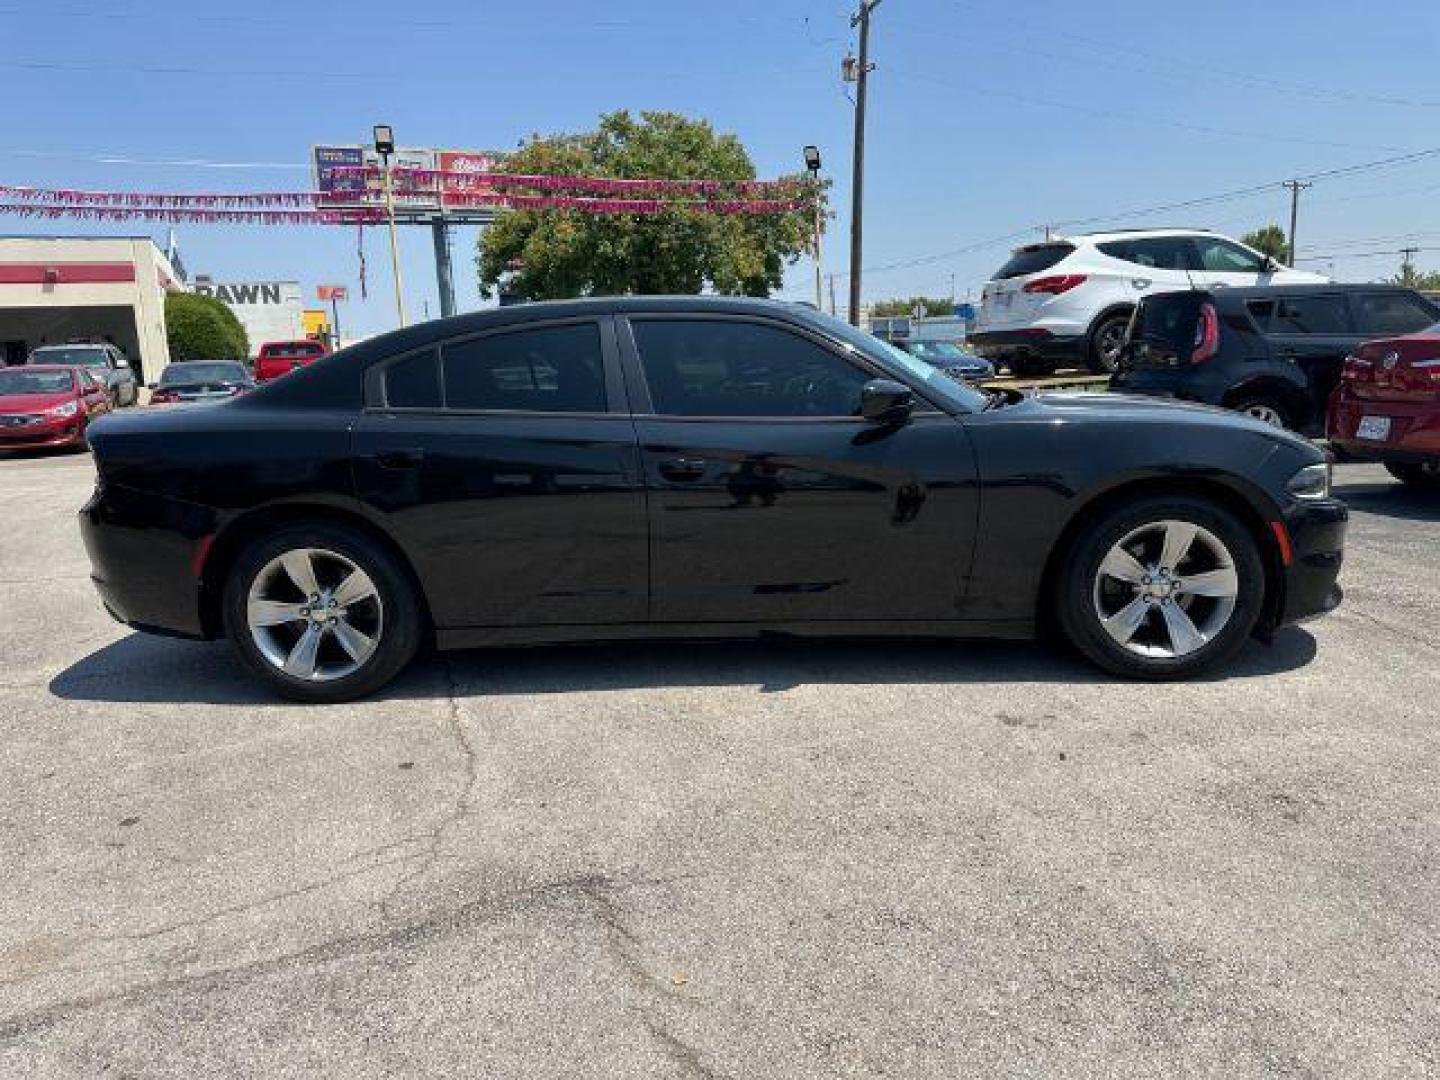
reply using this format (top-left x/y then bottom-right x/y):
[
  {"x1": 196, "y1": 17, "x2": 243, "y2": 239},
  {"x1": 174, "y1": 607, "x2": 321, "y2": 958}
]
[
  {"x1": 1212, "y1": 283, "x2": 1427, "y2": 298},
  {"x1": 7, "y1": 364, "x2": 77, "y2": 374},
  {"x1": 32, "y1": 342, "x2": 107, "y2": 350},
  {"x1": 1062, "y1": 228, "x2": 1220, "y2": 243}
]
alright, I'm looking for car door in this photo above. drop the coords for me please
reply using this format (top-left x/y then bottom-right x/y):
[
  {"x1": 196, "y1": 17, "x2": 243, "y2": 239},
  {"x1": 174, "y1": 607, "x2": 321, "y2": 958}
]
[
  {"x1": 618, "y1": 312, "x2": 979, "y2": 625},
  {"x1": 1118, "y1": 237, "x2": 1201, "y2": 298},
  {"x1": 351, "y1": 317, "x2": 649, "y2": 630},
  {"x1": 1262, "y1": 293, "x2": 1358, "y2": 415}
]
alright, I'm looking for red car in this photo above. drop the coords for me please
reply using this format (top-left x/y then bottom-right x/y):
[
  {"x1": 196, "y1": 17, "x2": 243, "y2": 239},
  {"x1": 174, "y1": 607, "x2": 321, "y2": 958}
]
[
  {"x1": 1329, "y1": 323, "x2": 1440, "y2": 489},
  {"x1": 254, "y1": 339, "x2": 329, "y2": 383},
  {"x1": 0, "y1": 364, "x2": 111, "y2": 451}
]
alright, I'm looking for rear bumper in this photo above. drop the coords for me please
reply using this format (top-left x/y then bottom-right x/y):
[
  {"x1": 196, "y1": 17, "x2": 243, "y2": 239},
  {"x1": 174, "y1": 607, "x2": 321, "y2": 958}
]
[
  {"x1": 969, "y1": 329, "x2": 1084, "y2": 362},
  {"x1": 1327, "y1": 387, "x2": 1440, "y2": 465},
  {"x1": 79, "y1": 482, "x2": 217, "y2": 639},
  {"x1": 1275, "y1": 498, "x2": 1347, "y2": 627}
]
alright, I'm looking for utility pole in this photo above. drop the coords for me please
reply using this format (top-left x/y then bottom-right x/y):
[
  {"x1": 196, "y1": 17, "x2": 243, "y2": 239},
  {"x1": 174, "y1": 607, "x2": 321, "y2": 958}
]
[
  {"x1": 1283, "y1": 179, "x2": 1311, "y2": 267},
  {"x1": 827, "y1": 274, "x2": 838, "y2": 317},
  {"x1": 432, "y1": 216, "x2": 456, "y2": 319},
  {"x1": 1400, "y1": 245, "x2": 1420, "y2": 284},
  {"x1": 846, "y1": 0, "x2": 882, "y2": 326}
]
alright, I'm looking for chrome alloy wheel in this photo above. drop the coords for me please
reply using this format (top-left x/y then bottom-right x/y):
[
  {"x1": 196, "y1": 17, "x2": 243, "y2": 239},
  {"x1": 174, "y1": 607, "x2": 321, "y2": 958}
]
[
  {"x1": 246, "y1": 547, "x2": 383, "y2": 681},
  {"x1": 1242, "y1": 403, "x2": 1285, "y2": 428},
  {"x1": 1091, "y1": 520, "x2": 1239, "y2": 659}
]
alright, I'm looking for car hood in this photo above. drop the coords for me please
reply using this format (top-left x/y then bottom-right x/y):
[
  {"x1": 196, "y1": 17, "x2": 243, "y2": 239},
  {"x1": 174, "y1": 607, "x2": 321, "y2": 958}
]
[
  {"x1": 0, "y1": 392, "x2": 73, "y2": 412},
  {"x1": 996, "y1": 390, "x2": 1319, "y2": 454}
]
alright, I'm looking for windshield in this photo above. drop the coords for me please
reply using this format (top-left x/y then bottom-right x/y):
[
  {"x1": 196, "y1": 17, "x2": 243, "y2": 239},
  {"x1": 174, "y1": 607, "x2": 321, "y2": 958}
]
[
  {"x1": 804, "y1": 309, "x2": 987, "y2": 412},
  {"x1": 31, "y1": 347, "x2": 108, "y2": 368},
  {"x1": 161, "y1": 362, "x2": 248, "y2": 385},
  {"x1": 906, "y1": 341, "x2": 968, "y2": 360},
  {"x1": 0, "y1": 369, "x2": 74, "y2": 395}
]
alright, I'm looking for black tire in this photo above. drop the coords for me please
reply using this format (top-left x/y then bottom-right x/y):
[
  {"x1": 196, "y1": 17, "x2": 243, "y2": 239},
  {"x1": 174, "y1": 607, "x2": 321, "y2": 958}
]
[
  {"x1": 1229, "y1": 394, "x2": 1294, "y2": 430},
  {"x1": 1087, "y1": 312, "x2": 1130, "y2": 374},
  {"x1": 1385, "y1": 461, "x2": 1440, "y2": 490},
  {"x1": 1055, "y1": 495, "x2": 1265, "y2": 680},
  {"x1": 223, "y1": 522, "x2": 424, "y2": 703},
  {"x1": 1010, "y1": 354, "x2": 1057, "y2": 378}
]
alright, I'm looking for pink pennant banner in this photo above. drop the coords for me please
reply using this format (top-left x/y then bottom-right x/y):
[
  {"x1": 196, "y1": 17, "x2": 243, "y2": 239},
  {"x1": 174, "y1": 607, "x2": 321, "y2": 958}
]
[
  {"x1": 0, "y1": 202, "x2": 384, "y2": 225},
  {"x1": 326, "y1": 165, "x2": 806, "y2": 198}
]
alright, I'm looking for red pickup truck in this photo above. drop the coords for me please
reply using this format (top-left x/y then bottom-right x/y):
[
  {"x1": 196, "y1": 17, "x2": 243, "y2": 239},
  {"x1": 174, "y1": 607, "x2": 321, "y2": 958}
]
[{"x1": 254, "y1": 340, "x2": 329, "y2": 383}]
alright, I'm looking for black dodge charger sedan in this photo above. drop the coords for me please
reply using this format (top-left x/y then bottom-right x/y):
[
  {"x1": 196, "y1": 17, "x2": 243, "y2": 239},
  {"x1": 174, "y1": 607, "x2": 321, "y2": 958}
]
[{"x1": 80, "y1": 297, "x2": 1346, "y2": 702}]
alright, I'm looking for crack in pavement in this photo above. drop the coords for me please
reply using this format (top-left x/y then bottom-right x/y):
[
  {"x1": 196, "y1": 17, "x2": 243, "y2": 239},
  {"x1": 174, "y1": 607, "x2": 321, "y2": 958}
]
[
  {"x1": 373, "y1": 655, "x2": 481, "y2": 919},
  {"x1": 0, "y1": 869, "x2": 706, "y2": 1046}
]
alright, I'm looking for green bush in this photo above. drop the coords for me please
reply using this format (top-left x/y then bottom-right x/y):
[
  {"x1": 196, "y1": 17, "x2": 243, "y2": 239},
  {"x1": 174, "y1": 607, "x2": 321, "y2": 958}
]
[{"x1": 164, "y1": 292, "x2": 249, "y2": 362}]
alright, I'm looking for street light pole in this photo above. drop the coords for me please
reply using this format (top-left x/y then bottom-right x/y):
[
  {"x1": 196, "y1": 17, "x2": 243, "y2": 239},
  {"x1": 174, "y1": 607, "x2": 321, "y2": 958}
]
[
  {"x1": 846, "y1": 0, "x2": 881, "y2": 326},
  {"x1": 374, "y1": 124, "x2": 407, "y2": 328},
  {"x1": 803, "y1": 145, "x2": 823, "y2": 310}
]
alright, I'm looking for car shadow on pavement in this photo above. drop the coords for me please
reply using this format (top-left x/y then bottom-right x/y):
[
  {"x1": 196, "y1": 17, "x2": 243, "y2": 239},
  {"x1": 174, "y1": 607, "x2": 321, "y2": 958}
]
[
  {"x1": 1334, "y1": 480, "x2": 1440, "y2": 523},
  {"x1": 49, "y1": 627, "x2": 1319, "y2": 706}
]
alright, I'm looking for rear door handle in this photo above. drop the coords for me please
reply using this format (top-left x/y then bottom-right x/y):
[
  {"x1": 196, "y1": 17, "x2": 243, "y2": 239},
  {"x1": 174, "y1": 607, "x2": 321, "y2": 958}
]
[
  {"x1": 658, "y1": 457, "x2": 706, "y2": 482},
  {"x1": 373, "y1": 448, "x2": 425, "y2": 470}
]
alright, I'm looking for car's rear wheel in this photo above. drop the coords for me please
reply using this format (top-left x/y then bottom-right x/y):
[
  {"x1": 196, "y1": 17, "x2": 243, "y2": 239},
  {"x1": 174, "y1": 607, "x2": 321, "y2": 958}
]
[
  {"x1": 223, "y1": 523, "x2": 423, "y2": 702},
  {"x1": 1087, "y1": 313, "x2": 1130, "y2": 374},
  {"x1": 1386, "y1": 461, "x2": 1440, "y2": 490},
  {"x1": 1230, "y1": 394, "x2": 1293, "y2": 430},
  {"x1": 1056, "y1": 495, "x2": 1265, "y2": 680}
]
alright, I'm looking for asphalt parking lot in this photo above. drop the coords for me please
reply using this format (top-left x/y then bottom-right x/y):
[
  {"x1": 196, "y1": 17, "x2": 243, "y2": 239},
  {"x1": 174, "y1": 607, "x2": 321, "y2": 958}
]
[{"x1": 0, "y1": 450, "x2": 1436, "y2": 1078}]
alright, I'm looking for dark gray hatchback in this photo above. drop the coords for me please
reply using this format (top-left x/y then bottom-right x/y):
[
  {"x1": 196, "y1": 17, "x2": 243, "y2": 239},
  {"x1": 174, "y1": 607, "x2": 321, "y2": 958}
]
[{"x1": 1110, "y1": 284, "x2": 1440, "y2": 432}]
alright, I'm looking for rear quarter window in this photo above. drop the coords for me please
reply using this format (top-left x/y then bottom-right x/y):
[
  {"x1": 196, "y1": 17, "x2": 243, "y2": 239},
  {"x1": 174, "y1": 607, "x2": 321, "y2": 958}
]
[
  {"x1": 992, "y1": 243, "x2": 1075, "y2": 279},
  {"x1": 1351, "y1": 291, "x2": 1439, "y2": 336}
]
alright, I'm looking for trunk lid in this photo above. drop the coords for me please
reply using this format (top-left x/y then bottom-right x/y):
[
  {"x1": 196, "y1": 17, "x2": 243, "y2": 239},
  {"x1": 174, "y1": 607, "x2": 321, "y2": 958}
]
[
  {"x1": 976, "y1": 242, "x2": 1076, "y2": 332},
  {"x1": 1119, "y1": 291, "x2": 1206, "y2": 371},
  {"x1": 1344, "y1": 334, "x2": 1440, "y2": 403}
]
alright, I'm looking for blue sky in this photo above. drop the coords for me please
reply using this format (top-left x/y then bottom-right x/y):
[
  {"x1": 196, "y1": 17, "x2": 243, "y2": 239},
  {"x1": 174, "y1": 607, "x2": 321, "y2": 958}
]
[{"x1": 6, "y1": 0, "x2": 1440, "y2": 336}]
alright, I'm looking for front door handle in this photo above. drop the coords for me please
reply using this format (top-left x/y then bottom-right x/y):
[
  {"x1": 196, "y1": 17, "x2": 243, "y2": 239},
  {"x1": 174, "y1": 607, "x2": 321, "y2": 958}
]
[
  {"x1": 373, "y1": 448, "x2": 425, "y2": 470},
  {"x1": 658, "y1": 457, "x2": 706, "y2": 482}
]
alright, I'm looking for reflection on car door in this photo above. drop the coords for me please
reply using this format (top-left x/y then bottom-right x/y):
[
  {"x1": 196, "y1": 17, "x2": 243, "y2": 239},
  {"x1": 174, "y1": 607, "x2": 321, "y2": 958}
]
[
  {"x1": 619, "y1": 314, "x2": 979, "y2": 625},
  {"x1": 351, "y1": 318, "x2": 649, "y2": 630},
  {"x1": 1259, "y1": 294, "x2": 1357, "y2": 415},
  {"x1": 1191, "y1": 236, "x2": 1271, "y2": 289}
]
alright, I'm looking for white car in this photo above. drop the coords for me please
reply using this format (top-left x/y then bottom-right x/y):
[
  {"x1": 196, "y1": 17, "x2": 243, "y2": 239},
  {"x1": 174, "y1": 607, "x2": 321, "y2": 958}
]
[{"x1": 970, "y1": 229, "x2": 1327, "y2": 376}]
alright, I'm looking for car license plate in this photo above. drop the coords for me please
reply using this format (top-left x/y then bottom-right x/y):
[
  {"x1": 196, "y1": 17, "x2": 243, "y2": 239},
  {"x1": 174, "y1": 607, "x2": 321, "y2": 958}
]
[{"x1": 1356, "y1": 415, "x2": 1391, "y2": 441}]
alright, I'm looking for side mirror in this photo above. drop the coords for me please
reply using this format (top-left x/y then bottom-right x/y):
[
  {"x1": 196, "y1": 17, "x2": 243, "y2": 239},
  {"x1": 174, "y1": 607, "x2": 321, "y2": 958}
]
[{"x1": 860, "y1": 378, "x2": 914, "y2": 424}]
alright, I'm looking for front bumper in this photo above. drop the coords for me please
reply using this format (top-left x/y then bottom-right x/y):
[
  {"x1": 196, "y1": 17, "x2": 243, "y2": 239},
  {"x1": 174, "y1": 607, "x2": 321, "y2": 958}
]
[
  {"x1": 0, "y1": 420, "x2": 86, "y2": 451},
  {"x1": 1275, "y1": 497, "x2": 1347, "y2": 626},
  {"x1": 80, "y1": 482, "x2": 216, "y2": 639}
]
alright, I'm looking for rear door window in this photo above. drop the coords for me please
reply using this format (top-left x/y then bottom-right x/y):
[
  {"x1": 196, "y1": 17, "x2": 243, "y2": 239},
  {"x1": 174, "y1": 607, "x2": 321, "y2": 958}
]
[
  {"x1": 1192, "y1": 238, "x2": 1266, "y2": 274},
  {"x1": 1124, "y1": 238, "x2": 1198, "y2": 271},
  {"x1": 384, "y1": 350, "x2": 441, "y2": 408},
  {"x1": 1350, "y1": 291, "x2": 1439, "y2": 336},
  {"x1": 1270, "y1": 296, "x2": 1352, "y2": 335},
  {"x1": 441, "y1": 323, "x2": 606, "y2": 412},
  {"x1": 992, "y1": 243, "x2": 1074, "y2": 279}
]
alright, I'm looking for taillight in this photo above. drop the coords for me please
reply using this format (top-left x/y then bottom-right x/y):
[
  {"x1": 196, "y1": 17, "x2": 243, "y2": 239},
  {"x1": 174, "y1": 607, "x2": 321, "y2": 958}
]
[
  {"x1": 1190, "y1": 302, "x2": 1220, "y2": 364},
  {"x1": 1022, "y1": 274, "x2": 1088, "y2": 295},
  {"x1": 1340, "y1": 354, "x2": 1373, "y2": 382},
  {"x1": 150, "y1": 390, "x2": 178, "y2": 404}
]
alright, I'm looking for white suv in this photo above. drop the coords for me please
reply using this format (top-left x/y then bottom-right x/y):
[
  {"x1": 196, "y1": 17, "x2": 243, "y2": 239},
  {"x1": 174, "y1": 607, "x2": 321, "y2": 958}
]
[{"x1": 970, "y1": 229, "x2": 1327, "y2": 376}]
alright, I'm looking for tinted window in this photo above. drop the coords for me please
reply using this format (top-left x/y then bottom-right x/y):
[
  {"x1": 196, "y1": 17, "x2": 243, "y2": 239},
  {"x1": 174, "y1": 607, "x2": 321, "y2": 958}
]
[
  {"x1": 1194, "y1": 238, "x2": 1265, "y2": 274},
  {"x1": 1135, "y1": 292, "x2": 1204, "y2": 351},
  {"x1": 633, "y1": 319, "x2": 869, "y2": 417},
  {"x1": 1352, "y1": 291, "x2": 1438, "y2": 336},
  {"x1": 385, "y1": 350, "x2": 442, "y2": 408},
  {"x1": 442, "y1": 324, "x2": 605, "y2": 412},
  {"x1": 31, "y1": 347, "x2": 109, "y2": 368},
  {"x1": 1245, "y1": 299, "x2": 1276, "y2": 328},
  {"x1": 992, "y1": 243, "x2": 1074, "y2": 280},
  {"x1": 160, "y1": 362, "x2": 247, "y2": 385},
  {"x1": 1270, "y1": 296, "x2": 1351, "y2": 335}
]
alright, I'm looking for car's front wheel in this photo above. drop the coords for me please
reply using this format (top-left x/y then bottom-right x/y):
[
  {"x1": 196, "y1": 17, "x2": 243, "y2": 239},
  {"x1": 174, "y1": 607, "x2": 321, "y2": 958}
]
[
  {"x1": 223, "y1": 523, "x2": 423, "y2": 702},
  {"x1": 1057, "y1": 495, "x2": 1265, "y2": 680}
]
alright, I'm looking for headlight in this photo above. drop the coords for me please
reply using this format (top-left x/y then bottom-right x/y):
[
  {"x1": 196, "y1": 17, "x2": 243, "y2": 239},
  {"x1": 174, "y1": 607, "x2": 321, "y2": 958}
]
[
  {"x1": 1286, "y1": 462, "x2": 1331, "y2": 500},
  {"x1": 49, "y1": 400, "x2": 80, "y2": 419}
]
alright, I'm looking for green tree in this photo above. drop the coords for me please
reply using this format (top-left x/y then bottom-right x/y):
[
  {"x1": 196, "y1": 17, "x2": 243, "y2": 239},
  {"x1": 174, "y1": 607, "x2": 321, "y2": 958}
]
[
  {"x1": 870, "y1": 296, "x2": 956, "y2": 318},
  {"x1": 476, "y1": 110, "x2": 822, "y2": 300},
  {"x1": 1388, "y1": 263, "x2": 1440, "y2": 291},
  {"x1": 164, "y1": 292, "x2": 249, "y2": 362},
  {"x1": 1241, "y1": 224, "x2": 1289, "y2": 261}
]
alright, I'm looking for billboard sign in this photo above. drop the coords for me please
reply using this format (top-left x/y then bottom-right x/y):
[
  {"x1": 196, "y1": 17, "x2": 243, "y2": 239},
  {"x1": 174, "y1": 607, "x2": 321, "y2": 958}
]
[
  {"x1": 313, "y1": 145, "x2": 505, "y2": 212},
  {"x1": 193, "y1": 278, "x2": 303, "y2": 356}
]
